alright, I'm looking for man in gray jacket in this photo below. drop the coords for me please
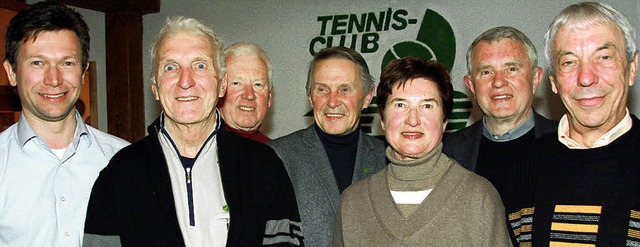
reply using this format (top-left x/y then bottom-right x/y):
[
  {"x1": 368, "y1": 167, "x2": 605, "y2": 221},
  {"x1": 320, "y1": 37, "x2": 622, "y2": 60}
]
[{"x1": 268, "y1": 46, "x2": 386, "y2": 247}]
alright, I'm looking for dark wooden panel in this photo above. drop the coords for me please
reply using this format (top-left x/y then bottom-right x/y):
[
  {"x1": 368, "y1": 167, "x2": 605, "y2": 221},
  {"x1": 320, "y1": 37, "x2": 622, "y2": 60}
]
[
  {"x1": 106, "y1": 11, "x2": 146, "y2": 142},
  {"x1": 56, "y1": 0, "x2": 160, "y2": 15}
]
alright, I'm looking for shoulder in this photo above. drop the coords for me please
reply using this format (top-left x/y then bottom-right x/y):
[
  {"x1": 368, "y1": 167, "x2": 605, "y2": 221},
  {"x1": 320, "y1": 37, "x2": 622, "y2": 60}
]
[
  {"x1": 342, "y1": 170, "x2": 380, "y2": 198},
  {"x1": 0, "y1": 123, "x2": 17, "y2": 147},
  {"x1": 267, "y1": 127, "x2": 311, "y2": 150},
  {"x1": 107, "y1": 134, "x2": 155, "y2": 167},
  {"x1": 359, "y1": 132, "x2": 385, "y2": 147},
  {"x1": 533, "y1": 111, "x2": 558, "y2": 133},
  {"x1": 220, "y1": 130, "x2": 283, "y2": 167},
  {"x1": 443, "y1": 120, "x2": 481, "y2": 144},
  {"x1": 86, "y1": 125, "x2": 130, "y2": 154},
  {"x1": 452, "y1": 165, "x2": 502, "y2": 202}
]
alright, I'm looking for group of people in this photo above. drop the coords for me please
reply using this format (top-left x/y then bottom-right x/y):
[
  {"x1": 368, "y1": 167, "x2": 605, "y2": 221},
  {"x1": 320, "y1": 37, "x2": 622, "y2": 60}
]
[{"x1": 0, "y1": 1, "x2": 638, "y2": 246}]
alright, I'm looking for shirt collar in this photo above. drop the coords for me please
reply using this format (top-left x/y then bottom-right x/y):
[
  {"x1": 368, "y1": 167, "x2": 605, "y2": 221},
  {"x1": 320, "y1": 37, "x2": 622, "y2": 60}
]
[
  {"x1": 558, "y1": 108, "x2": 632, "y2": 149},
  {"x1": 482, "y1": 111, "x2": 535, "y2": 142},
  {"x1": 16, "y1": 111, "x2": 90, "y2": 149},
  {"x1": 159, "y1": 109, "x2": 221, "y2": 159}
]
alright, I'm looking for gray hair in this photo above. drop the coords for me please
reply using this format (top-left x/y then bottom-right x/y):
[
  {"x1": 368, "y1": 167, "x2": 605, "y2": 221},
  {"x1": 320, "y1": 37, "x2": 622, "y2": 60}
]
[
  {"x1": 149, "y1": 16, "x2": 224, "y2": 84},
  {"x1": 306, "y1": 46, "x2": 374, "y2": 96},
  {"x1": 544, "y1": 2, "x2": 637, "y2": 72},
  {"x1": 466, "y1": 26, "x2": 538, "y2": 76},
  {"x1": 224, "y1": 41, "x2": 273, "y2": 90}
]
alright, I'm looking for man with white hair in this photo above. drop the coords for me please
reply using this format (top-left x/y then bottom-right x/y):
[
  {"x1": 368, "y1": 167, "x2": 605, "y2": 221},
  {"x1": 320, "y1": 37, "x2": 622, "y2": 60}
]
[
  {"x1": 504, "y1": 2, "x2": 639, "y2": 246},
  {"x1": 218, "y1": 42, "x2": 273, "y2": 143},
  {"x1": 84, "y1": 16, "x2": 302, "y2": 246}
]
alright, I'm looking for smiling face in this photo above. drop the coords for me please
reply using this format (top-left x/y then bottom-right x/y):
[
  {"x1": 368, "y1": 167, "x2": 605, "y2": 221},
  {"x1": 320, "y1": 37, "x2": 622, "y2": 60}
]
[
  {"x1": 308, "y1": 58, "x2": 374, "y2": 135},
  {"x1": 381, "y1": 78, "x2": 447, "y2": 160},
  {"x1": 151, "y1": 32, "x2": 226, "y2": 128},
  {"x1": 219, "y1": 54, "x2": 271, "y2": 131},
  {"x1": 3, "y1": 30, "x2": 85, "y2": 124},
  {"x1": 465, "y1": 39, "x2": 541, "y2": 126},
  {"x1": 550, "y1": 22, "x2": 637, "y2": 135}
]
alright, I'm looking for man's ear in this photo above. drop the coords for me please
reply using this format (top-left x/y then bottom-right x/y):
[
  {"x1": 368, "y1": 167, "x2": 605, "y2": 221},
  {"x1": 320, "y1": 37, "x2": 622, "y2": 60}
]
[
  {"x1": 151, "y1": 83, "x2": 160, "y2": 100},
  {"x1": 218, "y1": 74, "x2": 228, "y2": 97},
  {"x1": 628, "y1": 52, "x2": 638, "y2": 86},
  {"x1": 362, "y1": 86, "x2": 375, "y2": 110},
  {"x1": 549, "y1": 75, "x2": 558, "y2": 94},
  {"x1": 463, "y1": 75, "x2": 476, "y2": 96},
  {"x1": 531, "y1": 67, "x2": 543, "y2": 94},
  {"x1": 3, "y1": 60, "x2": 17, "y2": 86}
]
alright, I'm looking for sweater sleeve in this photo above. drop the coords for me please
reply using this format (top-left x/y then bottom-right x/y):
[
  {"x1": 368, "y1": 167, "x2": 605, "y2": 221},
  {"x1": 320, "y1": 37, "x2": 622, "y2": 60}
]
[
  {"x1": 83, "y1": 158, "x2": 122, "y2": 246},
  {"x1": 260, "y1": 147, "x2": 305, "y2": 246},
  {"x1": 482, "y1": 184, "x2": 513, "y2": 247}
]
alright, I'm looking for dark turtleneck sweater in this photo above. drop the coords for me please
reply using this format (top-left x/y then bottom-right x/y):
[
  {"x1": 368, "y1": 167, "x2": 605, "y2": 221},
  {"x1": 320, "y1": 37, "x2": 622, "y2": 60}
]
[{"x1": 314, "y1": 124, "x2": 359, "y2": 193}]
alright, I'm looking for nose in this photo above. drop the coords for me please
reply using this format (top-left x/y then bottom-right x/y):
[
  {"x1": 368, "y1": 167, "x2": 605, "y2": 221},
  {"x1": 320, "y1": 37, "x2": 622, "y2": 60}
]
[
  {"x1": 577, "y1": 62, "x2": 597, "y2": 87},
  {"x1": 43, "y1": 66, "x2": 61, "y2": 87},
  {"x1": 178, "y1": 69, "x2": 196, "y2": 89},
  {"x1": 405, "y1": 108, "x2": 420, "y2": 127},
  {"x1": 492, "y1": 71, "x2": 507, "y2": 88},
  {"x1": 326, "y1": 91, "x2": 342, "y2": 108},
  {"x1": 241, "y1": 84, "x2": 256, "y2": 100}
]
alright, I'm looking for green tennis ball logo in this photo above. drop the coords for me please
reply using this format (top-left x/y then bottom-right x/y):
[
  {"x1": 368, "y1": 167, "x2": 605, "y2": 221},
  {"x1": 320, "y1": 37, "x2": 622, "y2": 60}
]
[
  {"x1": 382, "y1": 41, "x2": 437, "y2": 69},
  {"x1": 379, "y1": 8, "x2": 472, "y2": 132}
]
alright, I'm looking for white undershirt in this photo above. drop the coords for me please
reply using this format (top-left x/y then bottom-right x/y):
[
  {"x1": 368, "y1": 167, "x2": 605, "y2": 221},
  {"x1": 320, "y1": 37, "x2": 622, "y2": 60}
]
[
  {"x1": 51, "y1": 147, "x2": 68, "y2": 159},
  {"x1": 390, "y1": 189, "x2": 433, "y2": 204}
]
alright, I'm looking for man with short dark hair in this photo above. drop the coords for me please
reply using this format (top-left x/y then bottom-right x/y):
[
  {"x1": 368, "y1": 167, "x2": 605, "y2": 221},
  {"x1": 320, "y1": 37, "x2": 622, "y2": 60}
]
[
  {"x1": 0, "y1": 2, "x2": 129, "y2": 246},
  {"x1": 504, "y1": 2, "x2": 640, "y2": 245},
  {"x1": 268, "y1": 46, "x2": 387, "y2": 247}
]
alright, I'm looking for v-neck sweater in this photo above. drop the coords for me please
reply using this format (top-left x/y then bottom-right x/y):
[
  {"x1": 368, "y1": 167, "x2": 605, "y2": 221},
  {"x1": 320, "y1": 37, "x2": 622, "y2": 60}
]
[{"x1": 333, "y1": 146, "x2": 511, "y2": 246}]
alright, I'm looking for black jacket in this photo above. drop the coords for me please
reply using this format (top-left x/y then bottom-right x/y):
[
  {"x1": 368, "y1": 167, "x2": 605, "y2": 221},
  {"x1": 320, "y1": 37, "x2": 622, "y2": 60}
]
[{"x1": 84, "y1": 118, "x2": 303, "y2": 246}]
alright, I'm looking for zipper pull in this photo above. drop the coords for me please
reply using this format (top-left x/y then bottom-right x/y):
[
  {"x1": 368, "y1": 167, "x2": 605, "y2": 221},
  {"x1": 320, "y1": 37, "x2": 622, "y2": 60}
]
[{"x1": 186, "y1": 167, "x2": 192, "y2": 183}]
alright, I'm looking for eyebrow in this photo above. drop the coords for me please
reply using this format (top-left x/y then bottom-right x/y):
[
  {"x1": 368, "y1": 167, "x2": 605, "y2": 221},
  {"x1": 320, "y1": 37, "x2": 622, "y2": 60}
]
[
  {"x1": 557, "y1": 42, "x2": 617, "y2": 57},
  {"x1": 390, "y1": 97, "x2": 440, "y2": 105}
]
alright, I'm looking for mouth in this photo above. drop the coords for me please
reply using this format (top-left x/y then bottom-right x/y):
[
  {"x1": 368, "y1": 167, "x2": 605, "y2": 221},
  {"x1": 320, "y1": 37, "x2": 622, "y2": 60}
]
[
  {"x1": 40, "y1": 92, "x2": 66, "y2": 99},
  {"x1": 239, "y1": 106, "x2": 256, "y2": 112},
  {"x1": 325, "y1": 113, "x2": 345, "y2": 118},
  {"x1": 176, "y1": 96, "x2": 198, "y2": 101},
  {"x1": 575, "y1": 95, "x2": 605, "y2": 107},
  {"x1": 401, "y1": 132, "x2": 424, "y2": 139},
  {"x1": 492, "y1": 94, "x2": 512, "y2": 100}
]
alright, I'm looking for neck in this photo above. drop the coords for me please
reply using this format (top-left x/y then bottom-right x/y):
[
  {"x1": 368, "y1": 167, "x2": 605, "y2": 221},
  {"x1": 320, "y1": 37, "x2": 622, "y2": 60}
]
[
  {"x1": 387, "y1": 143, "x2": 452, "y2": 191},
  {"x1": 24, "y1": 111, "x2": 77, "y2": 149},
  {"x1": 165, "y1": 117, "x2": 217, "y2": 158},
  {"x1": 485, "y1": 109, "x2": 532, "y2": 135},
  {"x1": 567, "y1": 112, "x2": 625, "y2": 148}
]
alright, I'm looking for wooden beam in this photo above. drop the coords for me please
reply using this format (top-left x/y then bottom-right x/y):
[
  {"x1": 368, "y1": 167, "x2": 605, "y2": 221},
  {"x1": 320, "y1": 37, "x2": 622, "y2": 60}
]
[
  {"x1": 55, "y1": 0, "x2": 160, "y2": 15},
  {"x1": 105, "y1": 10, "x2": 146, "y2": 142},
  {"x1": 0, "y1": 1, "x2": 28, "y2": 12}
]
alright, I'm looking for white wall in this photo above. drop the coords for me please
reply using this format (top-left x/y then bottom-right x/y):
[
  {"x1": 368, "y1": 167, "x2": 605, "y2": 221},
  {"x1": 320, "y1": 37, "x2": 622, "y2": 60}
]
[
  {"x1": 28, "y1": 1, "x2": 639, "y2": 138},
  {"x1": 140, "y1": 0, "x2": 640, "y2": 139}
]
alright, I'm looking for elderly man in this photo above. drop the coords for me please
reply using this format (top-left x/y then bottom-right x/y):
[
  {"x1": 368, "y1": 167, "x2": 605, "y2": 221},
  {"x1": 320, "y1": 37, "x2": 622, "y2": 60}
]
[
  {"x1": 504, "y1": 2, "x2": 639, "y2": 246},
  {"x1": 84, "y1": 16, "x2": 302, "y2": 246},
  {"x1": 442, "y1": 26, "x2": 556, "y2": 194},
  {"x1": 0, "y1": 2, "x2": 129, "y2": 246},
  {"x1": 218, "y1": 42, "x2": 272, "y2": 143},
  {"x1": 268, "y1": 46, "x2": 387, "y2": 247}
]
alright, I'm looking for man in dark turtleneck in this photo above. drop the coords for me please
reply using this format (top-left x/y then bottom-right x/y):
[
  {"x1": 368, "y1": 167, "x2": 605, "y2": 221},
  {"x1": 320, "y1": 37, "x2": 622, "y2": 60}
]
[
  {"x1": 268, "y1": 46, "x2": 387, "y2": 247},
  {"x1": 442, "y1": 26, "x2": 557, "y2": 196}
]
